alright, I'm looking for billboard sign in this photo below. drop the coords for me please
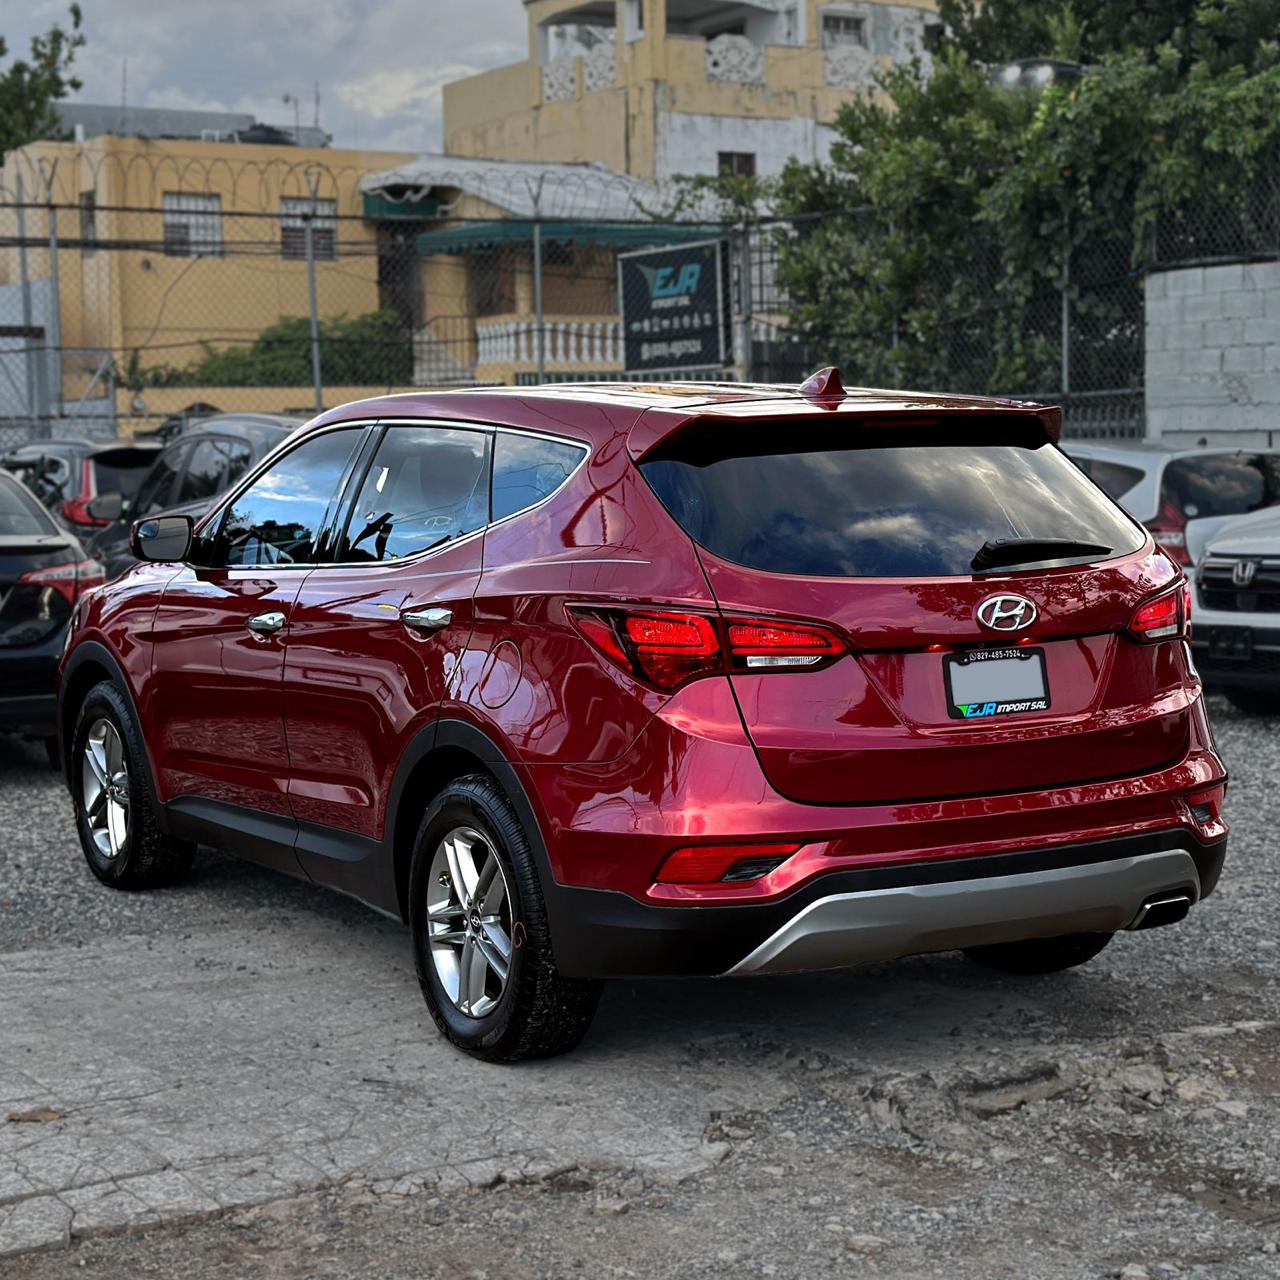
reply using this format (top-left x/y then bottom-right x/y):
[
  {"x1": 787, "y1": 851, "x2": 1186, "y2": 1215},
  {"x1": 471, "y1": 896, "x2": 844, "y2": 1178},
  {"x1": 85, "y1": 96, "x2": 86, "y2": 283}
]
[{"x1": 617, "y1": 239, "x2": 728, "y2": 374}]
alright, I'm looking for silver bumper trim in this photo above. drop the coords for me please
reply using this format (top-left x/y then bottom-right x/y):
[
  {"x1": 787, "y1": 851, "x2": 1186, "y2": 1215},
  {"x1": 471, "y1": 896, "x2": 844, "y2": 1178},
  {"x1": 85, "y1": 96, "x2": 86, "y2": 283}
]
[{"x1": 724, "y1": 850, "x2": 1201, "y2": 977}]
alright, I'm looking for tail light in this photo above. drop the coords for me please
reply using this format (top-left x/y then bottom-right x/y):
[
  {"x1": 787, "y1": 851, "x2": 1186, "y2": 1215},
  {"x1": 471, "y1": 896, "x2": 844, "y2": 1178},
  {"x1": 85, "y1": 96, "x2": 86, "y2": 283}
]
[
  {"x1": 59, "y1": 458, "x2": 110, "y2": 528},
  {"x1": 568, "y1": 604, "x2": 846, "y2": 691},
  {"x1": 1146, "y1": 497, "x2": 1189, "y2": 567},
  {"x1": 656, "y1": 842, "x2": 802, "y2": 885},
  {"x1": 17, "y1": 559, "x2": 107, "y2": 606},
  {"x1": 1129, "y1": 581, "x2": 1190, "y2": 642}
]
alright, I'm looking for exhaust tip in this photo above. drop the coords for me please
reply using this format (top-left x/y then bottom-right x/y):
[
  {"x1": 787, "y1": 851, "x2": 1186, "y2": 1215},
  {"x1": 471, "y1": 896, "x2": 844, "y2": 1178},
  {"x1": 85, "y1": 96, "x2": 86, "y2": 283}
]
[{"x1": 1129, "y1": 892, "x2": 1193, "y2": 931}]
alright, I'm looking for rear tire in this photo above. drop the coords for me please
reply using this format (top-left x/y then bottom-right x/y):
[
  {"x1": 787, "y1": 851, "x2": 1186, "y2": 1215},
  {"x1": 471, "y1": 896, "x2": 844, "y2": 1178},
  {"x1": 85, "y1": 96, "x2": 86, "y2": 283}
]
[
  {"x1": 963, "y1": 931, "x2": 1112, "y2": 975},
  {"x1": 1223, "y1": 686, "x2": 1280, "y2": 716},
  {"x1": 71, "y1": 681, "x2": 194, "y2": 890},
  {"x1": 408, "y1": 773, "x2": 602, "y2": 1061}
]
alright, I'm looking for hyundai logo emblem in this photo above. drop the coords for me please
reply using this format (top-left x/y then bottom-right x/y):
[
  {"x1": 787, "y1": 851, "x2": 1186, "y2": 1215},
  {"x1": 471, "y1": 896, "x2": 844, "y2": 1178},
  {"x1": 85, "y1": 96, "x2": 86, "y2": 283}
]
[
  {"x1": 976, "y1": 594, "x2": 1038, "y2": 632},
  {"x1": 1232, "y1": 559, "x2": 1258, "y2": 588}
]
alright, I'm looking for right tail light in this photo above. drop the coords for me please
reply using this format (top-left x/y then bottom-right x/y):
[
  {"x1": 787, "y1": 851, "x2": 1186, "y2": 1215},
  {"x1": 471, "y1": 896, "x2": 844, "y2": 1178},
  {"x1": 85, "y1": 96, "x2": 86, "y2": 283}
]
[
  {"x1": 1128, "y1": 581, "x2": 1190, "y2": 643},
  {"x1": 1146, "y1": 497, "x2": 1190, "y2": 567}
]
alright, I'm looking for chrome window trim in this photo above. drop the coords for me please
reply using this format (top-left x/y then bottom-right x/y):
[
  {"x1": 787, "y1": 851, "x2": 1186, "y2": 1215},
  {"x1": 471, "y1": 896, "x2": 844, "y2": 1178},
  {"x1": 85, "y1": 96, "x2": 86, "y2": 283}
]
[{"x1": 194, "y1": 417, "x2": 593, "y2": 575}]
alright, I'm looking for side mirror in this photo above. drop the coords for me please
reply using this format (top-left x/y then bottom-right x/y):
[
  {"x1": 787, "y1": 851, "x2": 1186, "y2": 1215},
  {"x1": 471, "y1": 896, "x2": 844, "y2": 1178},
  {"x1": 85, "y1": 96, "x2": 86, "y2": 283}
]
[
  {"x1": 129, "y1": 515, "x2": 193, "y2": 563},
  {"x1": 87, "y1": 491, "x2": 124, "y2": 522}
]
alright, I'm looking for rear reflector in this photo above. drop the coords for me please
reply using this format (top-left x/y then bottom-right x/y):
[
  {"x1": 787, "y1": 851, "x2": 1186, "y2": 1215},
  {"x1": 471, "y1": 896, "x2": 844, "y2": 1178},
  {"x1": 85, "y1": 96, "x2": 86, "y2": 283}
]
[
  {"x1": 1129, "y1": 582, "x2": 1189, "y2": 642},
  {"x1": 655, "y1": 843, "x2": 801, "y2": 885}
]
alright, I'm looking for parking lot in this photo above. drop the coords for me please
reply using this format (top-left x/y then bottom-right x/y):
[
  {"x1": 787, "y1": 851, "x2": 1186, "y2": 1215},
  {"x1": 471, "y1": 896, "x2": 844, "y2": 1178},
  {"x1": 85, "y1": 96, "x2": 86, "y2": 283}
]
[{"x1": 0, "y1": 695, "x2": 1276, "y2": 1279}]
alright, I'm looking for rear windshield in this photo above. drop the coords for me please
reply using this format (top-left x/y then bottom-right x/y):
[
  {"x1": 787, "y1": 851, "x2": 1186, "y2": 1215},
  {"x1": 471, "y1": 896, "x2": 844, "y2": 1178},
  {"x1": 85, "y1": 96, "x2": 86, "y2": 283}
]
[
  {"x1": 0, "y1": 480, "x2": 54, "y2": 536},
  {"x1": 1162, "y1": 454, "x2": 1280, "y2": 519},
  {"x1": 92, "y1": 456, "x2": 156, "y2": 500},
  {"x1": 641, "y1": 421, "x2": 1146, "y2": 578}
]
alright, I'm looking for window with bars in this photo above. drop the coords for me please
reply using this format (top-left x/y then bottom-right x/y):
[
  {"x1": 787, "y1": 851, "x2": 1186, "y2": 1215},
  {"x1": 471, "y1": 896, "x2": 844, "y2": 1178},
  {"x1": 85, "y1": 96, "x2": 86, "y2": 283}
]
[
  {"x1": 280, "y1": 197, "x2": 338, "y2": 260},
  {"x1": 718, "y1": 151, "x2": 756, "y2": 178},
  {"x1": 162, "y1": 193, "x2": 224, "y2": 257},
  {"x1": 822, "y1": 12, "x2": 868, "y2": 48}
]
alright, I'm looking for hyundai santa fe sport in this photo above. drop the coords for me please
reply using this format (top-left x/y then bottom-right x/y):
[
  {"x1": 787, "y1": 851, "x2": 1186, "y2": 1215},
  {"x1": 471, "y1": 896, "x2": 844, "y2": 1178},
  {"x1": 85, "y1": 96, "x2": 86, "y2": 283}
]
[{"x1": 57, "y1": 373, "x2": 1229, "y2": 1061}]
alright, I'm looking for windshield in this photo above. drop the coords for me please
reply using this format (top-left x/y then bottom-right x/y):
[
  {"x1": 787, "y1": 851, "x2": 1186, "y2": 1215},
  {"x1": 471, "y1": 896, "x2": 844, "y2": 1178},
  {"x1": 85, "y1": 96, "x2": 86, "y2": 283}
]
[{"x1": 641, "y1": 420, "x2": 1146, "y2": 578}]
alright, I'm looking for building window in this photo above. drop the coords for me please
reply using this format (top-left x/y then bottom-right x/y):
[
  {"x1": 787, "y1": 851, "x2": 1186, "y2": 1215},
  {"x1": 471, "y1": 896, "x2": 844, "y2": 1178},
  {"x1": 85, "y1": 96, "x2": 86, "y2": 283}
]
[
  {"x1": 822, "y1": 12, "x2": 868, "y2": 48},
  {"x1": 78, "y1": 192, "x2": 98, "y2": 255},
  {"x1": 718, "y1": 151, "x2": 757, "y2": 178},
  {"x1": 281, "y1": 197, "x2": 338, "y2": 260},
  {"x1": 163, "y1": 193, "x2": 224, "y2": 257}
]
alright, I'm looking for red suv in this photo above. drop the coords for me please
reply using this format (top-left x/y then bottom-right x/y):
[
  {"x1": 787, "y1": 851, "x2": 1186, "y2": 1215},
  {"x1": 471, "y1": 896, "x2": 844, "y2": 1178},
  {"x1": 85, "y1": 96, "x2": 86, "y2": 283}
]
[{"x1": 58, "y1": 375, "x2": 1228, "y2": 1060}]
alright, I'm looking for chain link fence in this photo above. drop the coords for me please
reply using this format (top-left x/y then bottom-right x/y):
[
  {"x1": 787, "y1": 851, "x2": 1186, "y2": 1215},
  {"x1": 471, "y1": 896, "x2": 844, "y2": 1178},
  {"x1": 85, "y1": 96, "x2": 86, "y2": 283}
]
[{"x1": 0, "y1": 148, "x2": 1165, "y2": 448}]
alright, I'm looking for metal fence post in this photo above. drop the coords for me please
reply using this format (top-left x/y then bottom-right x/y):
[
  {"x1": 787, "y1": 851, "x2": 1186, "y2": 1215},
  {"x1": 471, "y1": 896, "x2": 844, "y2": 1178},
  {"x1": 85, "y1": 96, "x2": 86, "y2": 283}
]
[
  {"x1": 305, "y1": 172, "x2": 323, "y2": 413},
  {"x1": 14, "y1": 171, "x2": 42, "y2": 420},
  {"x1": 736, "y1": 224, "x2": 753, "y2": 382},
  {"x1": 40, "y1": 161, "x2": 63, "y2": 421},
  {"x1": 1061, "y1": 211, "x2": 1071, "y2": 396}
]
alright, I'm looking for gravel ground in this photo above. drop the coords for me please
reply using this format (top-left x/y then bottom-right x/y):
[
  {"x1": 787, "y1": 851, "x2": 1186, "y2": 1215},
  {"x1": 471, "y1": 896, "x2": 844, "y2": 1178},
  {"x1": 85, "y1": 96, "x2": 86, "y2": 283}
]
[{"x1": 2, "y1": 695, "x2": 1278, "y2": 1279}]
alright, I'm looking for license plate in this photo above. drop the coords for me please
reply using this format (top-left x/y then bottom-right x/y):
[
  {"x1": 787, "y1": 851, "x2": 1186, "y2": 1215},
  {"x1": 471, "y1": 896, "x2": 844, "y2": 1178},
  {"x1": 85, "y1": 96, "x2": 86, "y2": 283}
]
[
  {"x1": 1208, "y1": 627, "x2": 1253, "y2": 661},
  {"x1": 944, "y1": 648, "x2": 1050, "y2": 720}
]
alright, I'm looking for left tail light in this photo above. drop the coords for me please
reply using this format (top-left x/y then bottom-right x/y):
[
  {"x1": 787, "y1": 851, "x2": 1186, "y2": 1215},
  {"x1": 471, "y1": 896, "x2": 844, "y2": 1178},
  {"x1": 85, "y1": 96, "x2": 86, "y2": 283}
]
[
  {"x1": 568, "y1": 604, "x2": 846, "y2": 692},
  {"x1": 18, "y1": 559, "x2": 107, "y2": 606},
  {"x1": 1129, "y1": 580, "x2": 1190, "y2": 642}
]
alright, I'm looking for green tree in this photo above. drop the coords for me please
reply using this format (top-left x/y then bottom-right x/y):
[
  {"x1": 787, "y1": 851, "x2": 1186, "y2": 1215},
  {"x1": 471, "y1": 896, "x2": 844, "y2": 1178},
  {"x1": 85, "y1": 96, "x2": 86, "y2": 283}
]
[
  {"x1": 771, "y1": 0, "x2": 1280, "y2": 396},
  {"x1": 0, "y1": 6, "x2": 85, "y2": 164}
]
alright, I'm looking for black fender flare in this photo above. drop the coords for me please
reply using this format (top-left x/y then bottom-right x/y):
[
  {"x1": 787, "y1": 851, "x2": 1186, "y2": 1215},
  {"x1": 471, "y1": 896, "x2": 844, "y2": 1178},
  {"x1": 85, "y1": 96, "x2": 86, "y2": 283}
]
[
  {"x1": 387, "y1": 718, "x2": 570, "y2": 938},
  {"x1": 59, "y1": 640, "x2": 166, "y2": 824}
]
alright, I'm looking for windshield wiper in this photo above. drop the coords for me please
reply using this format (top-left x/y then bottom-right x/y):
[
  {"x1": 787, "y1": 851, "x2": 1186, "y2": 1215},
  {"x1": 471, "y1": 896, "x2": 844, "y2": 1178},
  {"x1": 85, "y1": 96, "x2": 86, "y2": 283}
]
[{"x1": 971, "y1": 537, "x2": 1112, "y2": 572}]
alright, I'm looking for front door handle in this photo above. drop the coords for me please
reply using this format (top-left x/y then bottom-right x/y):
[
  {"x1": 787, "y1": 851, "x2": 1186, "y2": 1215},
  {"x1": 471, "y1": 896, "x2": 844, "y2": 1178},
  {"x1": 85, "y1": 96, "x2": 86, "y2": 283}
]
[
  {"x1": 246, "y1": 611, "x2": 286, "y2": 635},
  {"x1": 402, "y1": 606, "x2": 453, "y2": 633}
]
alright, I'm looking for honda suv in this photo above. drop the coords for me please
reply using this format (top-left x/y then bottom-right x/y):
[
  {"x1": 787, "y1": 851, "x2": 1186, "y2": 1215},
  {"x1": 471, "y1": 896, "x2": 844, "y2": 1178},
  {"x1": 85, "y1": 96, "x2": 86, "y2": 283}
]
[{"x1": 57, "y1": 374, "x2": 1228, "y2": 1060}]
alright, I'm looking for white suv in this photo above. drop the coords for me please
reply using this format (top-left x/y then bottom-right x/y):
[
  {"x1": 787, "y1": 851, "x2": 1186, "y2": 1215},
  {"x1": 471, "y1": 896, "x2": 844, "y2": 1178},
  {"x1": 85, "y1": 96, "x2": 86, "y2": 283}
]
[
  {"x1": 1192, "y1": 504, "x2": 1280, "y2": 714},
  {"x1": 1061, "y1": 442, "x2": 1280, "y2": 568}
]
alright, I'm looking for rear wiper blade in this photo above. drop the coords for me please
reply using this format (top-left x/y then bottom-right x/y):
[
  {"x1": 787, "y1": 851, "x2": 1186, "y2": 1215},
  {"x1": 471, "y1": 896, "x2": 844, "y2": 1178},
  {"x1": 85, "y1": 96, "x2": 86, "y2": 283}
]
[{"x1": 971, "y1": 537, "x2": 1112, "y2": 572}]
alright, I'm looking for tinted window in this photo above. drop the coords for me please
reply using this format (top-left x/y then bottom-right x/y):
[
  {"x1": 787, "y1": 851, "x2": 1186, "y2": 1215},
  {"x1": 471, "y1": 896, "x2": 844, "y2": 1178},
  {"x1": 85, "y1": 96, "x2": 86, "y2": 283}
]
[
  {"x1": 1088, "y1": 459, "x2": 1144, "y2": 501},
  {"x1": 0, "y1": 478, "x2": 53, "y2": 536},
  {"x1": 641, "y1": 422, "x2": 1146, "y2": 579},
  {"x1": 134, "y1": 444, "x2": 189, "y2": 515},
  {"x1": 339, "y1": 426, "x2": 489, "y2": 562},
  {"x1": 492, "y1": 432, "x2": 586, "y2": 522},
  {"x1": 91, "y1": 457, "x2": 156, "y2": 502},
  {"x1": 1163, "y1": 454, "x2": 1280, "y2": 519},
  {"x1": 176, "y1": 437, "x2": 254, "y2": 506},
  {"x1": 212, "y1": 429, "x2": 361, "y2": 567}
]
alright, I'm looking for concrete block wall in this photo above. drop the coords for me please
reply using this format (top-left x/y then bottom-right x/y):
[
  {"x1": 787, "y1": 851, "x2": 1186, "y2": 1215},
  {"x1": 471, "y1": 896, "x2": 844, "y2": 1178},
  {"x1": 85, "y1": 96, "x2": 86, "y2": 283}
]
[{"x1": 1146, "y1": 261, "x2": 1280, "y2": 447}]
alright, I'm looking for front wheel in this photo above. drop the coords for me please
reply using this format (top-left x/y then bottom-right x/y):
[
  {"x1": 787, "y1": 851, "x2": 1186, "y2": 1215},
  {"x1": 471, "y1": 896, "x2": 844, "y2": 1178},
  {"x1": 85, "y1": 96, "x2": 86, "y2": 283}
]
[
  {"x1": 408, "y1": 774, "x2": 602, "y2": 1061},
  {"x1": 964, "y1": 931, "x2": 1112, "y2": 975}
]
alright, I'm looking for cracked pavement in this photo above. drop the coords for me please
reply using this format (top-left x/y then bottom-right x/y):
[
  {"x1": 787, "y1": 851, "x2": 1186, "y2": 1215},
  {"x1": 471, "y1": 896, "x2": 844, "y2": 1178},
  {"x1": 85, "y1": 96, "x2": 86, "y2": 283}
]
[{"x1": 1, "y1": 696, "x2": 1279, "y2": 1277}]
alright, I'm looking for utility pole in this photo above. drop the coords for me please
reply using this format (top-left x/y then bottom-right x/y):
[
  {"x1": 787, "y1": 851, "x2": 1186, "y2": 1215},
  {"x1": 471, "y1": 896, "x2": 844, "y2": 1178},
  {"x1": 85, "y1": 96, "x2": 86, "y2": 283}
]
[
  {"x1": 40, "y1": 159, "x2": 64, "y2": 421},
  {"x1": 531, "y1": 176, "x2": 546, "y2": 382},
  {"x1": 15, "y1": 171, "x2": 43, "y2": 419}
]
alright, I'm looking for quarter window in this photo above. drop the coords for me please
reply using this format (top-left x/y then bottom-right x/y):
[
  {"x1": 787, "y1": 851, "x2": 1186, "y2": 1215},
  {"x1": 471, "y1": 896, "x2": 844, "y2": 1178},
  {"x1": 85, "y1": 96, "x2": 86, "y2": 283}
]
[
  {"x1": 210, "y1": 429, "x2": 361, "y2": 567},
  {"x1": 492, "y1": 432, "x2": 587, "y2": 522},
  {"x1": 339, "y1": 425, "x2": 489, "y2": 562}
]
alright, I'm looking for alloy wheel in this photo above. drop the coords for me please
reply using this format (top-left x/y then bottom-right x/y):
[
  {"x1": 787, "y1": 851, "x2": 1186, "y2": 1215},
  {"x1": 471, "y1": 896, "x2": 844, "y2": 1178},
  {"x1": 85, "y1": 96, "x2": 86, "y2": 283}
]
[
  {"x1": 82, "y1": 718, "x2": 130, "y2": 860},
  {"x1": 426, "y1": 825, "x2": 514, "y2": 1018}
]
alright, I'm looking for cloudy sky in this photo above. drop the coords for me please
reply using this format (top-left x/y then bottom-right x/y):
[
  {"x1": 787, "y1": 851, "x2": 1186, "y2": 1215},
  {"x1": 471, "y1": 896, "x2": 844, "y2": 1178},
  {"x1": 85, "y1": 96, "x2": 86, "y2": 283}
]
[{"x1": 6, "y1": 0, "x2": 528, "y2": 154}]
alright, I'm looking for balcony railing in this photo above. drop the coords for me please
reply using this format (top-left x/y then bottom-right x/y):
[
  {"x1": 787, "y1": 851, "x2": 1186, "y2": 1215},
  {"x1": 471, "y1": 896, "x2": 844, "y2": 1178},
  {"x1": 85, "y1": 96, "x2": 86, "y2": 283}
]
[
  {"x1": 704, "y1": 33, "x2": 764, "y2": 83},
  {"x1": 477, "y1": 317, "x2": 622, "y2": 369}
]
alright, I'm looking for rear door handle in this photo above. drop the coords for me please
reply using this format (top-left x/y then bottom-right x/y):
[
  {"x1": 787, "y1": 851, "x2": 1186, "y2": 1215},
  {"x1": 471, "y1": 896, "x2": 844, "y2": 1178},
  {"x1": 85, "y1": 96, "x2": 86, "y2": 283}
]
[
  {"x1": 402, "y1": 606, "x2": 453, "y2": 633},
  {"x1": 246, "y1": 611, "x2": 286, "y2": 635}
]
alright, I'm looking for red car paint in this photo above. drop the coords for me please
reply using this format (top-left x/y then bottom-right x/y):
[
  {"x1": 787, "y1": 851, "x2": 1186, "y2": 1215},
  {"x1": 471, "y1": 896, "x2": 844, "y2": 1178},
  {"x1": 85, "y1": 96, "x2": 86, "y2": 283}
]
[{"x1": 59, "y1": 382, "x2": 1227, "y2": 937}]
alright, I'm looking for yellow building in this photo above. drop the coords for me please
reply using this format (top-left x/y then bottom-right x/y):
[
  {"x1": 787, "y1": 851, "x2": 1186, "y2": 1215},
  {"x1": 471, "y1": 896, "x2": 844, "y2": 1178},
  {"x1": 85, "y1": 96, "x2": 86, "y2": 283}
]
[
  {"x1": 0, "y1": 124, "x2": 418, "y2": 426},
  {"x1": 445, "y1": 0, "x2": 942, "y2": 181}
]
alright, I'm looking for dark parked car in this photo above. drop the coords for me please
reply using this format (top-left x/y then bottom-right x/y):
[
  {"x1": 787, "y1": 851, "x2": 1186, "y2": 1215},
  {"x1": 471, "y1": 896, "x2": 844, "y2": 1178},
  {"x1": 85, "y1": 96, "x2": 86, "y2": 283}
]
[
  {"x1": 0, "y1": 470, "x2": 103, "y2": 761},
  {"x1": 87, "y1": 414, "x2": 300, "y2": 579},
  {"x1": 1, "y1": 439, "x2": 159, "y2": 534},
  {"x1": 58, "y1": 374, "x2": 1227, "y2": 1060}
]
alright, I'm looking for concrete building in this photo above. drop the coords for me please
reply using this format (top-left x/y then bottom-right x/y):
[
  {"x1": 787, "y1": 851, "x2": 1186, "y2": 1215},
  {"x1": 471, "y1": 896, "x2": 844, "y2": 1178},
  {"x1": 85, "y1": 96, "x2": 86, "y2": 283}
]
[{"x1": 444, "y1": 0, "x2": 942, "y2": 181}]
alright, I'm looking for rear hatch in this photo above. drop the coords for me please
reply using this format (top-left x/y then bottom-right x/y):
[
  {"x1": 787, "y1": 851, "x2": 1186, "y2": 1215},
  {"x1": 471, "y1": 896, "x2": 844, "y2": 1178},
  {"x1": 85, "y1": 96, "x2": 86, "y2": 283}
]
[{"x1": 641, "y1": 413, "x2": 1191, "y2": 805}]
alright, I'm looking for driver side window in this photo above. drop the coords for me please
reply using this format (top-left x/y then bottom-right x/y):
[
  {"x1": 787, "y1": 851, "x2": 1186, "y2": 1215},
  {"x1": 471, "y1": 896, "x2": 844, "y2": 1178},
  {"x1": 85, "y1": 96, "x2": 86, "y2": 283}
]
[{"x1": 208, "y1": 429, "x2": 361, "y2": 567}]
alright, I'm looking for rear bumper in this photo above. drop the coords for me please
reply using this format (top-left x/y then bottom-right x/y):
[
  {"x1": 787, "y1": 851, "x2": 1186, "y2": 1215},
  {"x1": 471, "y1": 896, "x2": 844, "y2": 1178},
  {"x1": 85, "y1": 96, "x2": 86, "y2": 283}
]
[
  {"x1": 547, "y1": 830, "x2": 1226, "y2": 978},
  {"x1": 1192, "y1": 622, "x2": 1280, "y2": 690},
  {"x1": 0, "y1": 643, "x2": 61, "y2": 735}
]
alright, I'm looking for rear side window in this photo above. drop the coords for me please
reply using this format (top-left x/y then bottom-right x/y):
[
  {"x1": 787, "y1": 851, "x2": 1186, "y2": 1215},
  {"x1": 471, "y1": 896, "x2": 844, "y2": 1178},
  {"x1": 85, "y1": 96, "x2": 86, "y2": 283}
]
[
  {"x1": 175, "y1": 437, "x2": 253, "y2": 506},
  {"x1": 134, "y1": 444, "x2": 188, "y2": 516},
  {"x1": 338, "y1": 425, "x2": 489, "y2": 562},
  {"x1": 492, "y1": 432, "x2": 586, "y2": 523},
  {"x1": 1088, "y1": 459, "x2": 1144, "y2": 501},
  {"x1": 641, "y1": 421, "x2": 1146, "y2": 578},
  {"x1": 1162, "y1": 454, "x2": 1280, "y2": 519},
  {"x1": 0, "y1": 479, "x2": 52, "y2": 536}
]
